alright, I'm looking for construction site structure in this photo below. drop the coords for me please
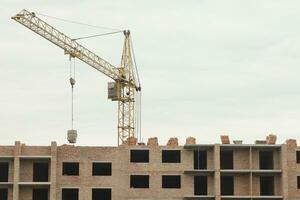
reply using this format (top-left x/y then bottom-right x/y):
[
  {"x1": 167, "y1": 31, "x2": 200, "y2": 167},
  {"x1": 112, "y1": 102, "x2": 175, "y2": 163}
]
[
  {"x1": 0, "y1": 135, "x2": 299, "y2": 200},
  {"x1": 11, "y1": 9, "x2": 141, "y2": 145}
]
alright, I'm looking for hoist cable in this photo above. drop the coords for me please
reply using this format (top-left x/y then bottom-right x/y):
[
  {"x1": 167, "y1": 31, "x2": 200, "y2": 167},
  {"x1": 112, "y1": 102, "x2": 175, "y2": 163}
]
[
  {"x1": 69, "y1": 57, "x2": 72, "y2": 78},
  {"x1": 35, "y1": 12, "x2": 122, "y2": 31},
  {"x1": 71, "y1": 85, "x2": 74, "y2": 129},
  {"x1": 130, "y1": 35, "x2": 142, "y2": 142},
  {"x1": 73, "y1": 58, "x2": 76, "y2": 79},
  {"x1": 72, "y1": 30, "x2": 124, "y2": 41},
  {"x1": 130, "y1": 36, "x2": 141, "y2": 87},
  {"x1": 139, "y1": 92, "x2": 142, "y2": 142},
  {"x1": 135, "y1": 92, "x2": 140, "y2": 142},
  {"x1": 69, "y1": 58, "x2": 76, "y2": 130}
]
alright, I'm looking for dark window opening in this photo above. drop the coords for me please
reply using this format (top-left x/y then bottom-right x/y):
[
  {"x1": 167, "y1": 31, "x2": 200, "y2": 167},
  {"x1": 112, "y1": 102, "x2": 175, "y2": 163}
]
[
  {"x1": 221, "y1": 176, "x2": 234, "y2": 195},
  {"x1": 260, "y1": 176, "x2": 274, "y2": 196},
  {"x1": 297, "y1": 151, "x2": 300, "y2": 164},
  {"x1": 130, "y1": 175, "x2": 149, "y2": 188},
  {"x1": 162, "y1": 175, "x2": 181, "y2": 189},
  {"x1": 162, "y1": 150, "x2": 181, "y2": 163},
  {"x1": 220, "y1": 151, "x2": 233, "y2": 169},
  {"x1": 194, "y1": 150, "x2": 207, "y2": 169},
  {"x1": 92, "y1": 188, "x2": 111, "y2": 200},
  {"x1": 0, "y1": 188, "x2": 7, "y2": 200},
  {"x1": 0, "y1": 162, "x2": 9, "y2": 182},
  {"x1": 32, "y1": 188, "x2": 48, "y2": 200},
  {"x1": 62, "y1": 162, "x2": 79, "y2": 176},
  {"x1": 194, "y1": 176, "x2": 207, "y2": 195},
  {"x1": 62, "y1": 189, "x2": 78, "y2": 200},
  {"x1": 33, "y1": 162, "x2": 49, "y2": 182},
  {"x1": 130, "y1": 150, "x2": 149, "y2": 163},
  {"x1": 93, "y1": 163, "x2": 112, "y2": 176},
  {"x1": 259, "y1": 151, "x2": 274, "y2": 169},
  {"x1": 297, "y1": 176, "x2": 300, "y2": 189}
]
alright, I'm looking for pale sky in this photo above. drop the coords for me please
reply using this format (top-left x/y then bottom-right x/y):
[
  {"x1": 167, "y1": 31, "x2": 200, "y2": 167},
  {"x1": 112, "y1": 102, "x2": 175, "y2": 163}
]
[{"x1": 1, "y1": 0, "x2": 300, "y2": 146}]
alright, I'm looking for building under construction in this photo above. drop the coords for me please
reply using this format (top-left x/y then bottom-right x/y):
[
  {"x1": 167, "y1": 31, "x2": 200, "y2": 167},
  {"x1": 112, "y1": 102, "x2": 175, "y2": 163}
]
[
  {"x1": 0, "y1": 135, "x2": 299, "y2": 200},
  {"x1": 6, "y1": 9, "x2": 300, "y2": 200}
]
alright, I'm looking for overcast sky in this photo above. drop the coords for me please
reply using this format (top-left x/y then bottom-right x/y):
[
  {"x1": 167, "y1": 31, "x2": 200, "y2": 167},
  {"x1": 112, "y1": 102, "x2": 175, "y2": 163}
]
[{"x1": 1, "y1": 0, "x2": 300, "y2": 146}]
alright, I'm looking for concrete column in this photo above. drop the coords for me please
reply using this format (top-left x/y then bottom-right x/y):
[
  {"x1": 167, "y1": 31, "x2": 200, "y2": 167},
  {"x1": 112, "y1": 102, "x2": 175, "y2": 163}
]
[
  {"x1": 284, "y1": 139, "x2": 297, "y2": 199},
  {"x1": 281, "y1": 144, "x2": 288, "y2": 200},
  {"x1": 50, "y1": 141, "x2": 57, "y2": 200},
  {"x1": 13, "y1": 141, "x2": 21, "y2": 200},
  {"x1": 214, "y1": 144, "x2": 221, "y2": 200},
  {"x1": 249, "y1": 146, "x2": 253, "y2": 196}
]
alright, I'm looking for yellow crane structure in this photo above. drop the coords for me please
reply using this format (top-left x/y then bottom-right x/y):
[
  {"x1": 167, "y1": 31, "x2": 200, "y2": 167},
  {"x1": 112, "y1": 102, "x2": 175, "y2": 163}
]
[{"x1": 12, "y1": 9, "x2": 141, "y2": 145}]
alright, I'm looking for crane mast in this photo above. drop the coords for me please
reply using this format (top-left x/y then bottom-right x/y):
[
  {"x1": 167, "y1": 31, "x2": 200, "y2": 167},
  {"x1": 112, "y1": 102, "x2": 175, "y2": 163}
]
[{"x1": 12, "y1": 9, "x2": 140, "y2": 145}]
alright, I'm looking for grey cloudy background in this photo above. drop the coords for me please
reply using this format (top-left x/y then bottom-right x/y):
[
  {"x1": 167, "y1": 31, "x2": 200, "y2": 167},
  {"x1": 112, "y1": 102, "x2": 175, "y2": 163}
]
[{"x1": 1, "y1": 0, "x2": 300, "y2": 146}]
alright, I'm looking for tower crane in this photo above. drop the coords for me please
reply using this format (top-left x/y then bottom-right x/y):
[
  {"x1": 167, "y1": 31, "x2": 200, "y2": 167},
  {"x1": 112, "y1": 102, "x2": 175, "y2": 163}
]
[{"x1": 12, "y1": 9, "x2": 141, "y2": 145}]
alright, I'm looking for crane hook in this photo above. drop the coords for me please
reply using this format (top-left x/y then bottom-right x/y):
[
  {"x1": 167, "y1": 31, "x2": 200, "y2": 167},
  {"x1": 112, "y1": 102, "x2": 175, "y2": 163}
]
[{"x1": 69, "y1": 77, "x2": 76, "y2": 88}]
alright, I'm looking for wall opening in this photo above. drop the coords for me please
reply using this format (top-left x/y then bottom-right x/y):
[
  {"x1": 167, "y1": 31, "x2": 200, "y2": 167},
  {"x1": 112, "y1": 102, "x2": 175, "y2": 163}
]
[
  {"x1": 220, "y1": 151, "x2": 233, "y2": 169},
  {"x1": 221, "y1": 176, "x2": 234, "y2": 195},
  {"x1": 130, "y1": 175, "x2": 149, "y2": 188},
  {"x1": 0, "y1": 188, "x2": 7, "y2": 200},
  {"x1": 62, "y1": 188, "x2": 78, "y2": 200},
  {"x1": 194, "y1": 176, "x2": 207, "y2": 195},
  {"x1": 32, "y1": 188, "x2": 48, "y2": 200},
  {"x1": 259, "y1": 151, "x2": 274, "y2": 169},
  {"x1": 298, "y1": 176, "x2": 300, "y2": 189},
  {"x1": 162, "y1": 175, "x2": 181, "y2": 189},
  {"x1": 92, "y1": 162, "x2": 112, "y2": 176},
  {"x1": 130, "y1": 150, "x2": 149, "y2": 163},
  {"x1": 0, "y1": 162, "x2": 8, "y2": 182},
  {"x1": 62, "y1": 162, "x2": 79, "y2": 176},
  {"x1": 260, "y1": 176, "x2": 274, "y2": 196},
  {"x1": 297, "y1": 151, "x2": 300, "y2": 164},
  {"x1": 92, "y1": 188, "x2": 111, "y2": 200},
  {"x1": 194, "y1": 150, "x2": 207, "y2": 169},
  {"x1": 33, "y1": 162, "x2": 49, "y2": 182},
  {"x1": 162, "y1": 150, "x2": 181, "y2": 163}
]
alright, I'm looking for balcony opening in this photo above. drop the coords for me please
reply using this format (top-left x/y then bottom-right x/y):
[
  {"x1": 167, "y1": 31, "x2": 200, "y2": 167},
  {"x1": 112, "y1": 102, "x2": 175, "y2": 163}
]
[
  {"x1": 0, "y1": 162, "x2": 9, "y2": 182},
  {"x1": 62, "y1": 162, "x2": 79, "y2": 176},
  {"x1": 194, "y1": 150, "x2": 207, "y2": 169},
  {"x1": 221, "y1": 176, "x2": 234, "y2": 195},
  {"x1": 130, "y1": 150, "x2": 149, "y2": 163},
  {"x1": 260, "y1": 176, "x2": 274, "y2": 196},
  {"x1": 92, "y1": 162, "x2": 112, "y2": 176},
  {"x1": 297, "y1": 151, "x2": 300, "y2": 164},
  {"x1": 220, "y1": 151, "x2": 233, "y2": 169},
  {"x1": 162, "y1": 175, "x2": 181, "y2": 189},
  {"x1": 92, "y1": 188, "x2": 111, "y2": 200},
  {"x1": 62, "y1": 188, "x2": 78, "y2": 200},
  {"x1": 130, "y1": 175, "x2": 149, "y2": 188},
  {"x1": 194, "y1": 176, "x2": 207, "y2": 195},
  {"x1": 259, "y1": 151, "x2": 274, "y2": 169},
  {"x1": 162, "y1": 150, "x2": 181, "y2": 163},
  {"x1": 0, "y1": 188, "x2": 7, "y2": 200},
  {"x1": 32, "y1": 188, "x2": 48, "y2": 200},
  {"x1": 33, "y1": 162, "x2": 49, "y2": 182}
]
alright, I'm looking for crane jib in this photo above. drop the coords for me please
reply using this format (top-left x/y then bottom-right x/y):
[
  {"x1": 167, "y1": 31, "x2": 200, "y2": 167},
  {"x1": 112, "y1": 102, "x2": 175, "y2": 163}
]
[{"x1": 12, "y1": 10, "x2": 120, "y2": 81}]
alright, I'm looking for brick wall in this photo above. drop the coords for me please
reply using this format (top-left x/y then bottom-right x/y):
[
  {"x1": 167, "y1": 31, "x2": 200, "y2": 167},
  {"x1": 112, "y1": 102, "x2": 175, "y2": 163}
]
[{"x1": 0, "y1": 140, "x2": 299, "y2": 200}]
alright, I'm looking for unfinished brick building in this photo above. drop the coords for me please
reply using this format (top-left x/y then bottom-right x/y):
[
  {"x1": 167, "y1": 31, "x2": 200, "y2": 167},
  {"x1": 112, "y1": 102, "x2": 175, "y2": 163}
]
[{"x1": 0, "y1": 135, "x2": 299, "y2": 200}]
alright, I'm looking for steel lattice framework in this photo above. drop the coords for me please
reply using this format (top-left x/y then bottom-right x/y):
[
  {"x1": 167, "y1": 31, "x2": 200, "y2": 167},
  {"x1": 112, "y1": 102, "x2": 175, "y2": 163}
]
[{"x1": 12, "y1": 9, "x2": 139, "y2": 145}]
